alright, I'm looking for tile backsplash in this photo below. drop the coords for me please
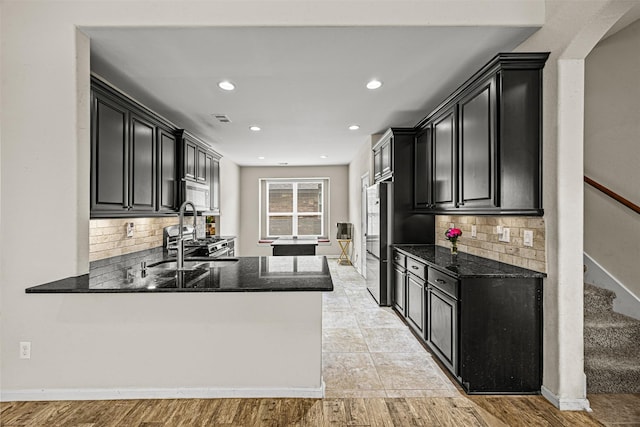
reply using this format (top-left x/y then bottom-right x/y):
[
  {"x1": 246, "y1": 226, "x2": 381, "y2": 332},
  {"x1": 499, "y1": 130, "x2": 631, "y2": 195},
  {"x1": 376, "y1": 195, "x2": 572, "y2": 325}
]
[
  {"x1": 435, "y1": 215, "x2": 546, "y2": 272},
  {"x1": 89, "y1": 217, "x2": 202, "y2": 262}
]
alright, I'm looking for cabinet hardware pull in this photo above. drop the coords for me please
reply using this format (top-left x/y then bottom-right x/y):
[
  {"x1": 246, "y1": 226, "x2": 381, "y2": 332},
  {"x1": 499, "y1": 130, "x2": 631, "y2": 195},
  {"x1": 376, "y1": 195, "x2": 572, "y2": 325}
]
[
  {"x1": 412, "y1": 265, "x2": 419, "y2": 270},
  {"x1": 436, "y1": 279, "x2": 446, "y2": 284}
]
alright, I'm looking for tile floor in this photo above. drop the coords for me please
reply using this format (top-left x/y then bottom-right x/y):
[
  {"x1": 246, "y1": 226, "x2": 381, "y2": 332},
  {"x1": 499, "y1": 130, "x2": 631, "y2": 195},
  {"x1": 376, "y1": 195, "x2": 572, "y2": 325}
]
[{"x1": 323, "y1": 260, "x2": 460, "y2": 398}]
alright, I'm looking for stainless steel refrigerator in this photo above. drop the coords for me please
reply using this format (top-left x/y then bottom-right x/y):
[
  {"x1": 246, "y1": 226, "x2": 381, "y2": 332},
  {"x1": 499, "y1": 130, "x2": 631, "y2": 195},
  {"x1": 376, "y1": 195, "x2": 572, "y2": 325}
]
[{"x1": 366, "y1": 181, "x2": 434, "y2": 306}]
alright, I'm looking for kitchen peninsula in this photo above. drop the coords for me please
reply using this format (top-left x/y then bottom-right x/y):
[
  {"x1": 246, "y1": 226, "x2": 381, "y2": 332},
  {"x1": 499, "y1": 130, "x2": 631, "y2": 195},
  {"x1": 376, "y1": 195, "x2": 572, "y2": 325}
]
[{"x1": 23, "y1": 253, "x2": 333, "y2": 400}]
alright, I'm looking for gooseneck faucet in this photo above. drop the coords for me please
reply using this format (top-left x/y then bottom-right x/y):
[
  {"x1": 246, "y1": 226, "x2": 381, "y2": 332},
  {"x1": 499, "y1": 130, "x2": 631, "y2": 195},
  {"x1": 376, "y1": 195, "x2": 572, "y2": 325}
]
[{"x1": 177, "y1": 201, "x2": 197, "y2": 270}]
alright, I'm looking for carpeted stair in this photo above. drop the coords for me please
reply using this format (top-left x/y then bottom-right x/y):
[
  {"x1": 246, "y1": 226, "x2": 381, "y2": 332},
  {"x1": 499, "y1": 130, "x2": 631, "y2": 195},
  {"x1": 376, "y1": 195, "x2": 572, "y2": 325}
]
[{"x1": 584, "y1": 283, "x2": 640, "y2": 393}]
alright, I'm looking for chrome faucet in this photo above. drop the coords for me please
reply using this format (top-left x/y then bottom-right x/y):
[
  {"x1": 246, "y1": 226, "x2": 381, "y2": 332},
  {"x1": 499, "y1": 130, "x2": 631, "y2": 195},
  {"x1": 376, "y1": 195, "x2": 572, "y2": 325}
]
[{"x1": 177, "y1": 201, "x2": 197, "y2": 270}]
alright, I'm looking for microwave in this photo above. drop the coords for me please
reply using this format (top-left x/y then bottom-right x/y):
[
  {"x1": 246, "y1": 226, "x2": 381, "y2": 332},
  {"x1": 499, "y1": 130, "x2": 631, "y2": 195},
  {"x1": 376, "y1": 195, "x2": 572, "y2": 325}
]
[{"x1": 184, "y1": 181, "x2": 210, "y2": 212}]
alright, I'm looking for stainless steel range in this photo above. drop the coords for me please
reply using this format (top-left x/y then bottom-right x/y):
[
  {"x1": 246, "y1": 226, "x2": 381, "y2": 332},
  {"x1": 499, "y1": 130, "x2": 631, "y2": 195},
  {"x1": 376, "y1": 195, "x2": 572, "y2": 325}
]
[{"x1": 163, "y1": 226, "x2": 233, "y2": 258}]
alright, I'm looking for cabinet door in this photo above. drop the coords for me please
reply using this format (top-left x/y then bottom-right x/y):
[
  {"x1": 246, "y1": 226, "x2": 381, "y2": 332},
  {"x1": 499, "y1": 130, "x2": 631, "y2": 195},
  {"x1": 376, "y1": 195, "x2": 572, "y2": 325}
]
[
  {"x1": 197, "y1": 148, "x2": 207, "y2": 182},
  {"x1": 381, "y1": 140, "x2": 392, "y2": 179},
  {"x1": 184, "y1": 140, "x2": 197, "y2": 180},
  {"x1": 157, "y1": 128, "x2": 177, "y2": 212},
  {"x1": 393, "y1": 265, "x2": 406, "y2": 314},
  {"x1": 414, "y1": 126, "x2": 432, "y2": 209},
  {"x1": 406, "y1": 274, "x2": 424, "y2": 333},
  {"x1": 211, "y1": 158, "x2": 220, "y2": 213},
  {"x1": 432, "y1": 107, "x2": 457, "y2": 209},
  {"x1": 91, "y1": 91, "x2": 129, "y2": 213},
  {"x1": 129, "y1": 113, "x2": 156, "y2": 211},
  {"x1": 373, "y1": 149, "x2": 382, "y2": 181},
  {"x1": 458, "y1": 77, "x2": 497, "y2": 209},
  {"x1": 428, "y1": 286, "x2": 457, "y2": 373}
]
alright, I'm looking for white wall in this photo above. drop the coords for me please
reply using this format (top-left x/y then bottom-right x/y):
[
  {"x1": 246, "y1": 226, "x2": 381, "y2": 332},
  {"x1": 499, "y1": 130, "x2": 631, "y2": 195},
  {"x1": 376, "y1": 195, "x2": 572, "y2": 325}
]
[
  {"x1": 219, "y1": 157, "x2": 241, "y2": 252},
  {"x1": 347, "y1": 138, "x2": 374, "y2": 274},
  {"x1": 238, "y1": 165, "x2": 349, "y2": 257},
  {"x1": 584, "y1": 18, "x2": 640, "y2": 300},
  {"x1": 0, "y1": 0, "x2": 546, "y2": 397}
]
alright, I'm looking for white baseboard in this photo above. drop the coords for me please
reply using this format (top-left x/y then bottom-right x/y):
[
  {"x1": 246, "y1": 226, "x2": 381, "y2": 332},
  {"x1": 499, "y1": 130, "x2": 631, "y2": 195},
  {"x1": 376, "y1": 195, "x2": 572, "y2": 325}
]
[
  {"x1": 1, "y1": 382, "x2": 325, "y2": 402},
  {"x1": 541, "y1": 386, "x2": 592, "y2": 412},
  {"x1": 584, "y1": 252, "x2": 640, "y2": 320}
]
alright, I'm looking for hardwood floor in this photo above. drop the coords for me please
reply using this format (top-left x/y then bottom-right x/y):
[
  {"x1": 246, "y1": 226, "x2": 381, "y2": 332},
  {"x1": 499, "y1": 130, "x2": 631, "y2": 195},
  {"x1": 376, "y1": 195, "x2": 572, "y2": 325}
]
[{"x1": 0, "y1": 395, "x2": 613, "y2": 426}]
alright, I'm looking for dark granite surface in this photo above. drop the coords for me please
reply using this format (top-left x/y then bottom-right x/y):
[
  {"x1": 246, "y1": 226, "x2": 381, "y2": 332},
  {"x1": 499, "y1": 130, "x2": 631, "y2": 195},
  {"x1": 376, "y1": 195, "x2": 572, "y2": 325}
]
[
  {"x1": 26, "y1": 249, "x2": 334, "y2": 293},
  {"x1": 393, "y1": 244, "x2": 546, "y2": 279}
]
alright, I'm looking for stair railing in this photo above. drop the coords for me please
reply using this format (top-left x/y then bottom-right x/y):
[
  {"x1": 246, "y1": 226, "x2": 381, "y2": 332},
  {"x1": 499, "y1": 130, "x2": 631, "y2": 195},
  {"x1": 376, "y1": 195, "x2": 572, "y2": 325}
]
[{"x1": 584, "y1": 176, "x2": 640, "y2": 215}]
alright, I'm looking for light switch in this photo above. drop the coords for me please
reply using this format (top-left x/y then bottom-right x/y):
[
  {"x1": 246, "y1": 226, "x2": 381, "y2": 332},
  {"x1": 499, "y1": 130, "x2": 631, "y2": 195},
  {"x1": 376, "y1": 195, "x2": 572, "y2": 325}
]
[
  {"x1": 496, "y1": 225, "x2": 503, "y2": 234},
  {"x1": 499, "y1": 227, "x2": 511, "y2": 242},
  {"x1": 471, "y1": 225, "x2": 477, "y2": 238},
  {"x1": 524, "y1": 230, "x2": 534, "y2": 247},
  {"x1": 126, "y1": 222, "x2": 134, "y2": 238}
]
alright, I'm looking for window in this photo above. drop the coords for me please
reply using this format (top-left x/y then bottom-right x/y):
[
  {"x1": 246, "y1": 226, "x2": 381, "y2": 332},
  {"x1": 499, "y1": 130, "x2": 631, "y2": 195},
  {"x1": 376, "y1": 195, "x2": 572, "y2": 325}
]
[{"x1": 260, "y1": 178, "x2": 329, "y2": 239}]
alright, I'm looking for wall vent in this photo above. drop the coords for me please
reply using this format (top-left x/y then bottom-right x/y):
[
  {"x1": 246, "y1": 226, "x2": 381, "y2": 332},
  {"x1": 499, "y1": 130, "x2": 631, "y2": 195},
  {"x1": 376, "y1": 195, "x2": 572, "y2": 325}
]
[{"x1": 212, "y1": 114, "x2": 231, "y2": 123}]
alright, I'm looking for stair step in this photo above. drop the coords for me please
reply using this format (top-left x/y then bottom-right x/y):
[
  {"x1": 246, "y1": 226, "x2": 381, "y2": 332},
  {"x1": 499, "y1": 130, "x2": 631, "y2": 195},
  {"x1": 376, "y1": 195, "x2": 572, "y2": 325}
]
[
  {"x1": 585, "y1": 349, "x2": 640, "y2": 394},
  {"x1": 584, "y1": 311, "x2": 640, "y2": 349},
  {"x1": 584, "y1": 283, "x2": 616, "y2": 314}
]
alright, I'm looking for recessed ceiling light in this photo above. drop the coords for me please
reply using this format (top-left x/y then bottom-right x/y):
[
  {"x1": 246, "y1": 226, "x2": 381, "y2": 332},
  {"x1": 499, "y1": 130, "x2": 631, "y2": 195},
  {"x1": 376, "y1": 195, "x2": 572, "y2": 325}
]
[
  {"x1": 320, "y1": 155, "x2": 328, "y2": 159},
  {"x1": 348, "y1": 125, "x2": 360, "y2": 131},
  {"x1": 218, "y1": 80, "x2": 235, "y2": 91},
  {"x1": 249, "y1": 126, "x2": 261, "y2": 132},
  {"x1": 258, "y1": 156, "x2": 265, "y2": 160},
  {"x1": 366, "y1": 79, "x2": 383, "y2": 90}
]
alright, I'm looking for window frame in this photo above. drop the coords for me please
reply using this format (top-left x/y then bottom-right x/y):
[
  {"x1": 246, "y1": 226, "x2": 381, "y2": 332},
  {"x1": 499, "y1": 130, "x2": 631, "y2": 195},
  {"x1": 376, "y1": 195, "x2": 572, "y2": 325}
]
[{"x1": 260, "y1": 178, "x2": 329, "y2": 240}]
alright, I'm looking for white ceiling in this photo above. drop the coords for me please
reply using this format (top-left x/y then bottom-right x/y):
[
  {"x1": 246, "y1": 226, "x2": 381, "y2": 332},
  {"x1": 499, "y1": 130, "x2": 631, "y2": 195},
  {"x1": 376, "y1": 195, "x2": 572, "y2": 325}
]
[{"x1": 84, "y1": 26, "x2": 538, "y2": 166}]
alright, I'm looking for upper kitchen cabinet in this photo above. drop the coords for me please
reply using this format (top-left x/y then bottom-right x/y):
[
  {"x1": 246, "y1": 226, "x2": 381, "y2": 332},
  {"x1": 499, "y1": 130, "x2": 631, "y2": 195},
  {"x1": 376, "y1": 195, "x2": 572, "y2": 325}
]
[
  {"x1": 372, "y1": 131, "x2": 392, "y2": 182},
  {"x1": 91, "y1": 76, "x2": 177, "y2": 217},
  {"x1": 176, "y1": 130, "x2": 222, "y2": 214},
  {"x1": 372, "y1": 128, "x2": 415, "y2": 184},
  {"x1": 415, "y1": 52, "x2": 549, "y2": 216}
]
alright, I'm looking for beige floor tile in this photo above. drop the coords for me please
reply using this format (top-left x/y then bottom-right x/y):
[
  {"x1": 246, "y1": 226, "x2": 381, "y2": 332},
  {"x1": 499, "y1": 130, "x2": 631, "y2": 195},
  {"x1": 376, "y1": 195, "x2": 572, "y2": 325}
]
[
  {"x1": 322, "y1": 353, "x2": 384, "y2": 391},
  {"x1": 355, "y1": 309, "x2": 406, "y2": 328},
  {"x1": 322, "y1": 328, "x2": 369, "y2": 353},
  {"x1": 371, "y1": 352, "x2": 455, "y2": 390},
  {"x1": 322, "y1": 294, "x2": 352, "y2": 311},
  {"x1": 360, "y1": 327, "x2": 426, "y2": 353},
  {"x1": 322, "y1": 311, "x2": 359, "y2": 329}
]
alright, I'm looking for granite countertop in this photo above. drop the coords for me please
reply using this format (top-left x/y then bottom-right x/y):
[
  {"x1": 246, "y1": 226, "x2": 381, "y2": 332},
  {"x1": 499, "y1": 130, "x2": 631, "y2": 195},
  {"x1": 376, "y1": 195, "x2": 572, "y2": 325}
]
[
  {"x1": 26, "y1": 248, "x2": 334, "y2": 294},
  {"x1": 393, "y1": 244, "x2": 546, "y2": 279}
]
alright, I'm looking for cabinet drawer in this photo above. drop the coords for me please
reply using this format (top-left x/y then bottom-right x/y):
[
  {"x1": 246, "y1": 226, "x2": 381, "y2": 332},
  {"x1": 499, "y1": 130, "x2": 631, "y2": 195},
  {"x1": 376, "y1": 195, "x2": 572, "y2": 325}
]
[
  {"x1": 392, "y1": 250, "x2": 406, "y2": 267},
  {"x1": 428, "y1": 268, "x2": 458, "y2": 299},
  {"x1": 406, "y1": 257, "x2": 427, "y2": 281}
]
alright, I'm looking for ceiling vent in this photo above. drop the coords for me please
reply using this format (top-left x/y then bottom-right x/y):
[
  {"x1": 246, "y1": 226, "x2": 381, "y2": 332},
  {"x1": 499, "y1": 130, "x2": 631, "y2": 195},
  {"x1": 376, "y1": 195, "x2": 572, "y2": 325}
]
[{"x1": 212, "y1": 114, "x2": 231, "y2": 123}]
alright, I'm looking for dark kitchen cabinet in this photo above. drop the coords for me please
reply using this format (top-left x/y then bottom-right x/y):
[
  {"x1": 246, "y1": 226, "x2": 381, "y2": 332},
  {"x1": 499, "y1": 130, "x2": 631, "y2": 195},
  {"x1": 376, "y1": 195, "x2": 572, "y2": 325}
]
[
  {"x1": 372, "y1": 129, "x2": 399, "y2": 183},
  {"x1": 91, "y1": 76, "x2": 211, "y2": 218},
  {"x1": 176, "y1": 129, "x2": 222, "y2": 213},
  {"x1": 210, "y1": 157, "x2": 221, "y2": 214},
  {"x1": 432, "y1": 107, "x2": 457, "y2": 210},
  {"x1": 414, "y1": 126, "x2": 432, "y2": 209},
  {"x1": 426, "y1": 268, "x2": 459, "y2": 375},
  {"x1": 157, "y1": 128, "x2": 178, "y2": 212},
  {"x1": 392, "y1": 246, "x2": 543, "y2": 394},
  {"x1": 458, "y1": 76, "x2": 497, "y2": 210},
  {"x1": 91, "y1": 88, "x2": 129, "y2": 214},
  {"x1": 405, "y1": 257, "x2": 427, "y2": 334},
  {"x1": 129, "y1": 112, "x2": 156, "y2": 212},
  {"x1": 392, "y1": 250, "x2": 407, "y2": 315},
  {"x1": 184, "y1": 140, "x2": 197, "y2": 181},
  {"x1": 414, "y1": 52, "x2": 548, "y2": 215}
]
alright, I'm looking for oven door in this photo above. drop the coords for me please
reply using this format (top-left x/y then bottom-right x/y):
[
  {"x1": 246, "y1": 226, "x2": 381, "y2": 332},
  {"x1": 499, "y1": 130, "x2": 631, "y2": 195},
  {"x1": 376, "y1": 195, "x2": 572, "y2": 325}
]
[
  {"x1": 210, "y1": 246, "x2": 230, "y2": 258},
  {"x1": 184, "y1": 181, "x2": 210, "y2": 211}
]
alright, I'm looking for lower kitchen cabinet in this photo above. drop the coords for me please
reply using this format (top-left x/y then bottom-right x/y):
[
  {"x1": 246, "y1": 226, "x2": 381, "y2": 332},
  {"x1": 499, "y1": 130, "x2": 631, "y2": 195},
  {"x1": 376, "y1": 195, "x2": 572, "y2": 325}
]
[{"x1": 392, "y1": 246, "x2": 543, "y2": 394}]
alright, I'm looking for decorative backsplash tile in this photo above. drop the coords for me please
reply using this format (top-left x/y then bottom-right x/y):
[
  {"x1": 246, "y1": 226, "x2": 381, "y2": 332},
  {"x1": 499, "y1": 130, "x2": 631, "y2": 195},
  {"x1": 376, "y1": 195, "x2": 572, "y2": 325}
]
[
  {"x1": 435, "y1": 215, "x2": 546, "y2": 272},
  {"x1": 89, "y1": 217, "x2": 196, "y2": 261}
]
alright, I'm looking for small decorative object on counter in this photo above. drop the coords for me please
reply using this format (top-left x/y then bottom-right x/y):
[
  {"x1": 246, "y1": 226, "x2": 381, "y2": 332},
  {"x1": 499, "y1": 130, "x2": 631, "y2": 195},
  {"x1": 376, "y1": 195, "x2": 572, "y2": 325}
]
[{"x1": 445, "y1": 227, "x2": 462, "y2": 255}]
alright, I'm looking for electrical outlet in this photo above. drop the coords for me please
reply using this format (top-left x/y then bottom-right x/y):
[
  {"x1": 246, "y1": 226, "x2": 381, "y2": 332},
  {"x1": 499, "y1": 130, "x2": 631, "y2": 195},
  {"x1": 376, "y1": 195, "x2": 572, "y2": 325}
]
[
  {"x1": 126, "y1": 222, "x2": 135, "y2": 238},
  {"x1": 499, "y1": 227, "x2": 511, "y2": 242},
  {"x1": 496, "y1": 225, "x2": 503, "y2": 234},
  {"x1": 20, "y1": 341, "x2": 31, "y2": 359},
  {"x1": 524, "y1": 230, "x2": 534, "y2": 247},
  {"x1": 471, "y1": 225, "x2": 477, "y2": 238}
]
